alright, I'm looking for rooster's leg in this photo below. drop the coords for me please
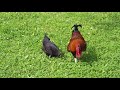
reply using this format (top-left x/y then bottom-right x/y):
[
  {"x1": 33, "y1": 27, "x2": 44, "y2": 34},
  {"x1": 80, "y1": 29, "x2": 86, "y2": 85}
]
[{"x1": 74, "y1": 58, "x2": 78, "y2": 63}]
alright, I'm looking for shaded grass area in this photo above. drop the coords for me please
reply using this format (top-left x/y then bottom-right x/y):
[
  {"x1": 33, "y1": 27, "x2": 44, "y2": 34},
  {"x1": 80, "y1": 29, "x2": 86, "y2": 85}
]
[{"x1": 0, "y1": 12, "x2": 120, "y2": 78}]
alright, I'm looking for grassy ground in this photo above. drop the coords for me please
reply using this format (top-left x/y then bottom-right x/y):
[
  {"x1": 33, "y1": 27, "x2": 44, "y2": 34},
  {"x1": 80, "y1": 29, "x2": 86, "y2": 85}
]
[{"x1": 0, "y1": 12, "x2": 120, "y2": 78}]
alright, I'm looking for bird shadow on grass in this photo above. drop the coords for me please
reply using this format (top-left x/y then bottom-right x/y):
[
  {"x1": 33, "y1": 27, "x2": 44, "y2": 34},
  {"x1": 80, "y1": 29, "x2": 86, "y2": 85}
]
[{"x1": 80, "y1": 46, "x2": 97, "y2": 65}]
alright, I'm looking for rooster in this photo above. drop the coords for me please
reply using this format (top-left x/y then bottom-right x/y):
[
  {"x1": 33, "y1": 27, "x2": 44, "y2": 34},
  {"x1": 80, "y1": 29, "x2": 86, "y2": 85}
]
[
  {"x1": 67, "y1": 24, "x2": 86, "y2": 63},
  {"x1": 42, "y1": 33, "x2": 61, "y2": 57}
]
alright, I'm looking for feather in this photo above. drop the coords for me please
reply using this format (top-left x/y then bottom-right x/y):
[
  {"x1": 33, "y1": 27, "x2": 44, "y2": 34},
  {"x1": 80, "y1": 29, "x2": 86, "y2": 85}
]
[{"x1": 42, "y1": 33, "x2": 61, "y2": 57}]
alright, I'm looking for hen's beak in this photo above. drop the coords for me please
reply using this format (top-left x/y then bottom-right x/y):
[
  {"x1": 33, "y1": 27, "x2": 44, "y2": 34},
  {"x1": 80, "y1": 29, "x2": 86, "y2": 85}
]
[{"x1": 74, "y1": 58, "x2": 78, "y2": 63}]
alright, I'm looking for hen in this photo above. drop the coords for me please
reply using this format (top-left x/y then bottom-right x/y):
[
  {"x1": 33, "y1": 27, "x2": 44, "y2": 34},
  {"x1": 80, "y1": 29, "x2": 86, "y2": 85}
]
[
  {"x1": 67, "y1": 24, "x2": 86, "y2": 63},
  {"x1": 42, "y1": 33, "x2": 61, "y2": 57}
]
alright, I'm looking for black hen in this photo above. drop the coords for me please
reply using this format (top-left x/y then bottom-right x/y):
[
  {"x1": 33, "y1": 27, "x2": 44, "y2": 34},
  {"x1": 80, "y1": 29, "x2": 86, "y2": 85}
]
[{"x1": 42, "y1": 33, "x2": 61, "y2": 57}]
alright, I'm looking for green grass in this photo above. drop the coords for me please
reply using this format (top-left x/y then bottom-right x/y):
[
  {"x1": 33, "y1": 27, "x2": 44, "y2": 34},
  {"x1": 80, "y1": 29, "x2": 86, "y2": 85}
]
[{"x1": 0, "y1": 12, "x2": 120, "y2": 78}]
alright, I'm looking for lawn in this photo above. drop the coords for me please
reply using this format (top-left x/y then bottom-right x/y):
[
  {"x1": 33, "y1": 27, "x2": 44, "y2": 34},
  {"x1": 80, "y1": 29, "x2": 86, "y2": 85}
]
[{"x1": 0, "y1": 12, "x2": 120, "y2": 78}]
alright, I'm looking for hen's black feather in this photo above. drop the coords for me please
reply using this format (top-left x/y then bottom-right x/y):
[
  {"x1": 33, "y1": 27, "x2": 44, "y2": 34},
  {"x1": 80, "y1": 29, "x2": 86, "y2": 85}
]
[{"x1": 42, "y1": 34, "x2": 61, "y2": 57}]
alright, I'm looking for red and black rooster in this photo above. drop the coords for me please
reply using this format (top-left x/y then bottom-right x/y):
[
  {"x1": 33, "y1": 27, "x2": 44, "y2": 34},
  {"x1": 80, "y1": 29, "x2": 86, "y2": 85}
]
[{"x1": 67, "y1": 24, "x2": 86, "y2": 63}]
